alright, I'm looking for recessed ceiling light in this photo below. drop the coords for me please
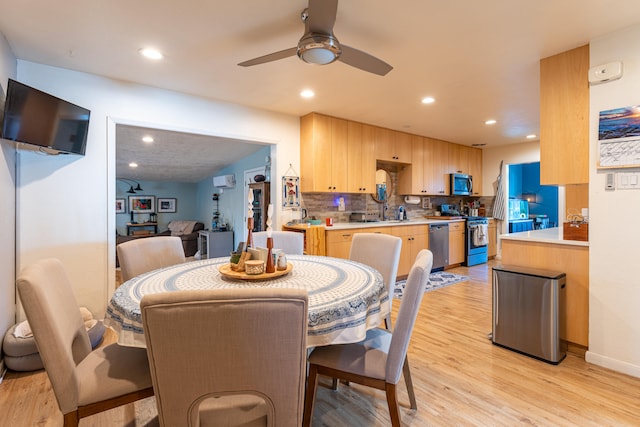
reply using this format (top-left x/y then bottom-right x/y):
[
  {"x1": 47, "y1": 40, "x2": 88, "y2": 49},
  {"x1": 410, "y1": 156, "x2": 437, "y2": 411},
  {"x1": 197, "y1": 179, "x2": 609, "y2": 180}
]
[
  {"x1": 526, "y1": 134, "x2": 537, "y2": 139},
  {"x1": 421, "y1": 96, "x2": 435, "y2": 104},
  {"x1": 139, "y1": 48, "x2": 163, "y2": 60},
  {"x1": 129, "y1": 162, "x2": 138, "y2": 168},
  {"x1": 142, "y1": 136, "x2": 154, "y2": 143},
  {"x1": 300, "y1": 89, "x2": 315, "y2": 98},
  {"x1": 485, "y1": 119, "x2": 497, "y2": 125}
]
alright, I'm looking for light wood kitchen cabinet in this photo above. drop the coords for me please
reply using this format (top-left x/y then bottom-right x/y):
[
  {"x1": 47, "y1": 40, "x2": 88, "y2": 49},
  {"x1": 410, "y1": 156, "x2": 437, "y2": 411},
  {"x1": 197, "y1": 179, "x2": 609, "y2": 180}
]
[
  {"x1": 448, "y1": 222, "x2": 465, "y2": 265},
  {"x1": 427, "y1": 138, "x2": 450, "y2": 195},
  {"x1": 398, "y1": 136, "x2": 451, "y2": 196},
  {"x1": 300, "y1": 113, "x2": 348, "y2": 192},
  {"x1": 391, "y1": 225, "x2": 428, "y2": 277},
  {"x1": 540, "y1": 44, "x2": 589, "y2": 185},
  {"x1": 487, "y1": 218, "x2": 497, "y2": 258},
  {"x1": 398, "y1": 135, "x2": 426, "y2": 195},
  {"x1": 325, "y1": 227, "x2": 392, "y2": 259},
  {"x1": 374, "y1": 127, "x2": 412, "y2": 163},
  {"x1": 448, "y1": 143, "x2": 466, "y2": 174},
  {"x1": 347, "y1": 122, "x2": 376, "y2": 193}
]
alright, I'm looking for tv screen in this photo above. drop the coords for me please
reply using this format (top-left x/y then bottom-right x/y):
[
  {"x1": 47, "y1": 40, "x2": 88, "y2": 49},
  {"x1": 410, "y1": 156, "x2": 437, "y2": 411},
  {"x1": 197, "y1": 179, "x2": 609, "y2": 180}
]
[{"x1": 1, "y1": 79, "x2": 90, "y2": 155}]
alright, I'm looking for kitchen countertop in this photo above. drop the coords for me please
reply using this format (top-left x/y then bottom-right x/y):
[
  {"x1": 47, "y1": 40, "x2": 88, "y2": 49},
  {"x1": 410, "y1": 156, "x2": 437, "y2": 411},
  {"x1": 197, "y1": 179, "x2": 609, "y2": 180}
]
[
  {"x1": 500, "y1": 227, "x2": 589, "y2": 247},
  {"x1": 324, "y1": 218, "x2": 465, "y2": 231}
]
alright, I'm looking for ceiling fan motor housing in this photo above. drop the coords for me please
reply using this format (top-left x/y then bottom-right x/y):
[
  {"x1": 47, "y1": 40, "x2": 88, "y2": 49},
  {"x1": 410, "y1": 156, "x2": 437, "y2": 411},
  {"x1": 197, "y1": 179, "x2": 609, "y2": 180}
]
[{"x1": 297, "y1": 33, "x2": 341, "y2": 65}]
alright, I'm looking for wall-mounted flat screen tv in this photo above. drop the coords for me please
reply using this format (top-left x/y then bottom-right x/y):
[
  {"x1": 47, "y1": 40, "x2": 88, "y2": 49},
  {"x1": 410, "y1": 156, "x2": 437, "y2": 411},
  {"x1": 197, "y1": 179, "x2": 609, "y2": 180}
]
[{"x1": 1, "y1": 79, "x2": 90, "y2": 155}]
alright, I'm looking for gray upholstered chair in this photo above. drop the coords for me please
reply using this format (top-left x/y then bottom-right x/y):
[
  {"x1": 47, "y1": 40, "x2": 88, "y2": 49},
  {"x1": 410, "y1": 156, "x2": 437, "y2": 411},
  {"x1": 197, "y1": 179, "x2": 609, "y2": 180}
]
[
  {"x1": 16, "y1": 258, "x2": 154, "y2": 427},
  {"x1": 252, "y1": 231, "x2": 304, "y2": 255},
  {"x1": 117, "y1": 235, "x2": 186, "y2": 282},
  {"x1": 141, "y1": 288, "x2": 309, "y2": 427},
  {"x1": 303, "y1": 249, "x2": 433, "y2": 427},
  {"x1": 349, "y1": 232, "x2": 402, "y2": 329}
]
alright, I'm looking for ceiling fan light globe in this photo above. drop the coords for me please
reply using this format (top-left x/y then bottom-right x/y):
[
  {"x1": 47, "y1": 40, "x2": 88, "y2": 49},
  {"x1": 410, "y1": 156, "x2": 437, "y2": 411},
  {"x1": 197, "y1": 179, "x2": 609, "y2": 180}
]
[{"x1": 297, "y1": 34, "x2": 341, "y2": 65}]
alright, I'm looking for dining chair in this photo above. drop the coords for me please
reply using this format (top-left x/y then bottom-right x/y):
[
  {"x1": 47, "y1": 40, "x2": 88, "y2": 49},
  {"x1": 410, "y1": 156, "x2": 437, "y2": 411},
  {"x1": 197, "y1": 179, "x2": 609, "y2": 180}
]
[
  {"x1": 349, "y1": 232, "x2": 402, "y2": 329},
  {"x1": 252, "y1": 230, "x2": 304, "y2": 255},
  {"x1": 117, "y1": 235, "x2": 186, "y2": 282},
  {"x1": 141, "y1": 287, "x2": 309, "y2": 427},
  {"x1": 303, "y1": 249, "x2": 433, "y2": 427},
  {"x1": 16, "y1": 258, "x2": 154, "y2": 427}
]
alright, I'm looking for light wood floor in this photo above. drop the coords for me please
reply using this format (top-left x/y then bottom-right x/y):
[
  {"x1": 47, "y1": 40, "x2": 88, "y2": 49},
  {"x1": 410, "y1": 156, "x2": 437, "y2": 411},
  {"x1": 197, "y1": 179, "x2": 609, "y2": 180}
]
[{"x1": 2, "y1": 260, "x2": 640, "y2": 426}]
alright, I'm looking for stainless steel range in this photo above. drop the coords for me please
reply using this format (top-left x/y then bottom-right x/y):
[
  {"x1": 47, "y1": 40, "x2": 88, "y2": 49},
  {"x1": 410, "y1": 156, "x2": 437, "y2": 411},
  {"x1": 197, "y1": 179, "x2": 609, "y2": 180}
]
[{"x1": 465, "y1": 217, "x2": 489, "y2": 266}]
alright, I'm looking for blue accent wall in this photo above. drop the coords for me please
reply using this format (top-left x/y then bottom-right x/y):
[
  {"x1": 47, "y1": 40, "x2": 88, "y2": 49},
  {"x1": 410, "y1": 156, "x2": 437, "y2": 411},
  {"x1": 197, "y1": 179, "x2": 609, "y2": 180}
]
[
  {"x1": 116, "y1": 180, "x2": 199, "y2": 236},
  {"x1": 508, "y1": 162, "x2": 558, "y2": 226}
]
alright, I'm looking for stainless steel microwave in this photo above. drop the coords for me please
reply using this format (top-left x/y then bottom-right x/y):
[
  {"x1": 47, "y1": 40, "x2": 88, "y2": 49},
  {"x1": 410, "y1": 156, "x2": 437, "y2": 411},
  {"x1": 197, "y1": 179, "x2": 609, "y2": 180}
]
[{"x1": 450, "y1": 173, "x2": 473, "y2": 196}]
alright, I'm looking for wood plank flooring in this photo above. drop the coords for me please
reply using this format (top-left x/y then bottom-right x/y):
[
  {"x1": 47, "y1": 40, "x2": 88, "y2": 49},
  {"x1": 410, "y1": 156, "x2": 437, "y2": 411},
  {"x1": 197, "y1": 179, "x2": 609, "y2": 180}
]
[{"x1": 2, "y1": 260, "x2": 640, "y2": 426}]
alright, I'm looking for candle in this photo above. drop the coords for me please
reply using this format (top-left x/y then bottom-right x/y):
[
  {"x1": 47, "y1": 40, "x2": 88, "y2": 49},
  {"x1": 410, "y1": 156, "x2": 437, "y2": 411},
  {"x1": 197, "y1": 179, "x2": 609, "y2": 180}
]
[{"x1": 266, "y1": 203, "x2": 273, "y2": 238}]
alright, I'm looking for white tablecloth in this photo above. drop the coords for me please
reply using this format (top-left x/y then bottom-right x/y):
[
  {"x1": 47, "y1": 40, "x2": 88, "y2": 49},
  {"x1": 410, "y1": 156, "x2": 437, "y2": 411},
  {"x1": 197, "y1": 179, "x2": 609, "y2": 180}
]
[{"x1": 105, "y1": 255, "x2": 389, "y2": 348}]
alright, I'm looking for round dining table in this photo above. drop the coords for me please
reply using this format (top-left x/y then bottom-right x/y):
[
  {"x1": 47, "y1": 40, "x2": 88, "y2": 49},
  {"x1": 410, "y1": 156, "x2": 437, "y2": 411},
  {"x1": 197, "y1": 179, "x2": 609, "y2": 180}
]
[{"x1": 105, "y1": 254, "x2": 389, "y2": 348}]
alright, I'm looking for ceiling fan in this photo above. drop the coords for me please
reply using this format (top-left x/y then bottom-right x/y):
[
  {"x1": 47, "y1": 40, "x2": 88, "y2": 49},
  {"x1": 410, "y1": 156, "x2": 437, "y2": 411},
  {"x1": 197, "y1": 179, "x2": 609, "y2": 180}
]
[{"x1": 238, "y1": 0, "x2": 393, "y2": 76}]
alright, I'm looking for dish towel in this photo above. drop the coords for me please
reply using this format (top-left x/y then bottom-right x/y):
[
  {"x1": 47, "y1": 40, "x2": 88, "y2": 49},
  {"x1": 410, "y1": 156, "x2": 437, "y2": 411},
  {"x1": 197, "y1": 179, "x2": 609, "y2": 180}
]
[{"x1": 473, "y1": 224, "x2": 489, "y2": 246}]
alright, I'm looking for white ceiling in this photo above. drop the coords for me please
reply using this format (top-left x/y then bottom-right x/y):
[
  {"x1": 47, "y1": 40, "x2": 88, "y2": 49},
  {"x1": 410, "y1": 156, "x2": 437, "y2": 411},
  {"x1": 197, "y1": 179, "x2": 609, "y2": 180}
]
[{"x1": 2, "y1": 0, "x2": 640, "y2": 182}]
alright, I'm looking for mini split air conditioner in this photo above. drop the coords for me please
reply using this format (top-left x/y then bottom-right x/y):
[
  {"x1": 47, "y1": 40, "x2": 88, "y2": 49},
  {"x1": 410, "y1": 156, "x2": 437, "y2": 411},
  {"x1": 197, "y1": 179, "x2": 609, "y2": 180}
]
[{"x1": 213, "y1": 174, "x2": 235, "y2": 188}]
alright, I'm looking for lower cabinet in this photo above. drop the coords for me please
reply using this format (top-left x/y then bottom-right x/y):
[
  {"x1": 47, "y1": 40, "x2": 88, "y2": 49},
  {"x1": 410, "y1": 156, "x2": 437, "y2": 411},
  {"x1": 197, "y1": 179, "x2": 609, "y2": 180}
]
[
  {"x1": 325, "y1": 227, "x2": 391, "y2": 259},
  {"x1": 488, "y1": 218, "x2": 497, "y2": 258},
  {"x1": 448, "y1": 222, "x2": 465, "y2": 266},
  {"x1": 390, "y1": 225, "x2": 429, "y2": 277}
]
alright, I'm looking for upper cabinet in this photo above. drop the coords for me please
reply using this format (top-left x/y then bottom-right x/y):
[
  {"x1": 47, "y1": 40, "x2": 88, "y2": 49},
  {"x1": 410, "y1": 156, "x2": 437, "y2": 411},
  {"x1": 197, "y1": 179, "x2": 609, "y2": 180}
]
[
  {"x1": 374, "y1": 127, "x2": 412, "y2": 163},
  {"x1": 398, "y1": 136, "x2": 450, "y2": 196},
  {"x1": 300, "y1": 113, "x2": 347, "y2": 192},
  {"x1": 346, "y1": 122, "x2": 376, "y2": 193},
  {"x1": 301, "y1": 112, "x2": 481, "y2": 195},
  {"x1": 539, "y1": 44, "x2": 589, "y2": 185}
]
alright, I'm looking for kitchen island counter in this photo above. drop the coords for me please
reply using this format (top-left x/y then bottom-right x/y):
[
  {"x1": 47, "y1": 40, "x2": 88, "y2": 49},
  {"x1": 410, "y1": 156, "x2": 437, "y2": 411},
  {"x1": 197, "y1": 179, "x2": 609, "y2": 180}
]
[{"x1": 501, "y1": 227, "x2": 589, "y2": 247}]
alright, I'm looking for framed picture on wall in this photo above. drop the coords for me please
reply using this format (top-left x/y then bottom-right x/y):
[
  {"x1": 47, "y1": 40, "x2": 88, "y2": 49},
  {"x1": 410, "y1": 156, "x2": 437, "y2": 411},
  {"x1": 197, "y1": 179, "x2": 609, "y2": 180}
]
[
  {"x1": 115, "y1": 198, "x2": 126, "y2": 214},
  {"x1": 129, "y1": 195, "x2": 155, "y2": 213},
  {"x1": 157, "y1": 198, "x2": 177, "y2": 213}
]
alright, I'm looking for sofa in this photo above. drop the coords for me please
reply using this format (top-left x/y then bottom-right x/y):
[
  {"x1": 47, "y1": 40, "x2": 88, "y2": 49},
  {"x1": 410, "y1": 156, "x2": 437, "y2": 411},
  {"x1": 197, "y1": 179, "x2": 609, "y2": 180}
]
[{"x1": 116, "y1": 221, "x2": 205, "y2": 266}]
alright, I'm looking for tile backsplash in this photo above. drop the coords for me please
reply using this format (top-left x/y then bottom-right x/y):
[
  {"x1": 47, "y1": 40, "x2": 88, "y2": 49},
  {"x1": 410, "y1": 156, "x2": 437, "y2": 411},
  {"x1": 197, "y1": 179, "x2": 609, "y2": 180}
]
[{"x1": 296, "y1": 171, "x2": 495, "y2": 223}]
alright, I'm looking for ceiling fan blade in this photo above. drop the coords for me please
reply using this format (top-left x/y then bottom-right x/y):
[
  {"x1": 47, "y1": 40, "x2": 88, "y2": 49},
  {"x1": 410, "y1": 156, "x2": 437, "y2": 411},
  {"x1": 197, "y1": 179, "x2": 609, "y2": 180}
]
[
  {"x1": 307, "y1": 0, "x2": 338, "y2": 34},
  {"x1": 338, "y1": 45, "x2": 393, "y2": 76},
  {"x1": 238, "y1": 47, "x2": 297, "y2": 67}
]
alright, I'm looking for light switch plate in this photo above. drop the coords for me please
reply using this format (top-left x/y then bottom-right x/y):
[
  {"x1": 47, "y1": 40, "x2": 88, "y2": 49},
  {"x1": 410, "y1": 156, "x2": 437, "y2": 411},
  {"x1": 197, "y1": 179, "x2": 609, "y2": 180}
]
[{"x1": 618, "y1": 172, "x2": 640, "y2": 190}]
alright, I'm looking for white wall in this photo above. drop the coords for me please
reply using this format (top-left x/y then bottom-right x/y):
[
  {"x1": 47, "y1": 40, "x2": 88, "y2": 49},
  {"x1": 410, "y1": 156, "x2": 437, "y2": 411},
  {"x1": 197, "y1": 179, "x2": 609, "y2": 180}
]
[
  {"x1": 16, "y1": 61, "x2": 300, "y2": 318},
  {"x1": 586, "y1": 25, "x2": 640, "y2": 377},
  {"x1": 481, "y1": 140, "x2": 540, "y2": 196},
  {"x1": 0, "y1": 33, "x2": 17, "y2": 364}
]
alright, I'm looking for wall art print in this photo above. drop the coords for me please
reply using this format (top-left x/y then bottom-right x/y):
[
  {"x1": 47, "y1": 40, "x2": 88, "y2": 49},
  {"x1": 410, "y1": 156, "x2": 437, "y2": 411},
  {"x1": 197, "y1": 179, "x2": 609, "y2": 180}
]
[
  {"x1": 598, "y1": 105, "x2": 640, "y2": 168},
  {"x1": 282, "y1": 176, "x2": 300, "y2": 208}
]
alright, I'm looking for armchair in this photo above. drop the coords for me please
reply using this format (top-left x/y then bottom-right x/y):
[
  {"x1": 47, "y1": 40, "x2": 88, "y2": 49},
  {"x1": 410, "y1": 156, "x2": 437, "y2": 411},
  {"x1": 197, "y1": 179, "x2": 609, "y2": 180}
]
[{"x1": 158, "y1": 221, "x2": 205, "y2": 257}]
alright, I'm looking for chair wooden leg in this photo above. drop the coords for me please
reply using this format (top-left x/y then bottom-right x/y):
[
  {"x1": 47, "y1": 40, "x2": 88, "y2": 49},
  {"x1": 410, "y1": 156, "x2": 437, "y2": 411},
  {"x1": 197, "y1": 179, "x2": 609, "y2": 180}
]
[
  {"x1": 385, "y1": 382, "x2": 402, "y2": 427},
  {"x1": 63, "y1": 411, "x2": 79, "y2": 427},
  {"x1": 402, "y1": 355, "x2": 417, "y2": 409},
  {"x1": 303, "y1": 364, "x2": 320, "y2": 427},
  {"x1": 331, "y1": 377, "x2": 339, "y2": 390}
]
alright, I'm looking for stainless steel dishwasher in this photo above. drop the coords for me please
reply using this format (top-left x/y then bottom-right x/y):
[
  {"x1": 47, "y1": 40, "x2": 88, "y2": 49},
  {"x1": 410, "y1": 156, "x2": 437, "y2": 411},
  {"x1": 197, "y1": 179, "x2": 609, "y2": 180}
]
[{"x1": 428, "y1": 223, "x2": 449, "y2": 271}]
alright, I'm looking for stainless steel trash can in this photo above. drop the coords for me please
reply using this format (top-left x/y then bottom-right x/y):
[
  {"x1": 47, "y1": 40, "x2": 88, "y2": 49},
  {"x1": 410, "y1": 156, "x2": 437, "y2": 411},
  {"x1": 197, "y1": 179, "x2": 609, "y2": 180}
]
[{"x1": 492, "y1": 265, "x2": 567, "y2": 364}]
